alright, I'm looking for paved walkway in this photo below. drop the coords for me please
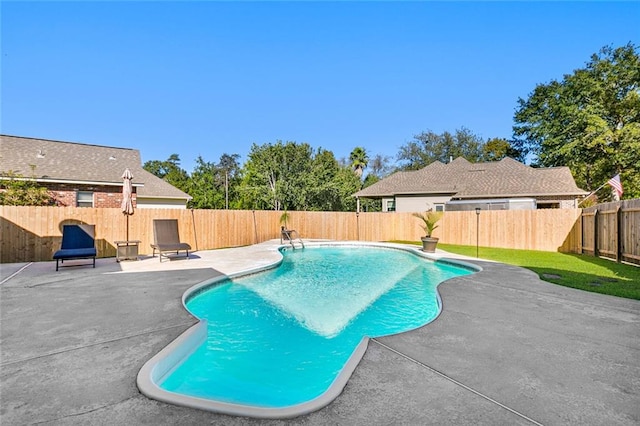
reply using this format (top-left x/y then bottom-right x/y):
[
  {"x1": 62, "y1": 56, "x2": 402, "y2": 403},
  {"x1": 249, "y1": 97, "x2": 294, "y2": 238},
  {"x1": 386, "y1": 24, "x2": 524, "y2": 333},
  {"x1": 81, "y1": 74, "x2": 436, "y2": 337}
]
[{"x1": 1, "y1": 241, "x2": 639, "y2": 425}]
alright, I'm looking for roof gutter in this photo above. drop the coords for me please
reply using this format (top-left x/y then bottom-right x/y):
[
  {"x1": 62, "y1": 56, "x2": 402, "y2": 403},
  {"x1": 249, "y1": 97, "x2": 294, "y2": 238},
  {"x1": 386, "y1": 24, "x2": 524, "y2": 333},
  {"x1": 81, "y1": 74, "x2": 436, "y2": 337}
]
[
  {"x1": 455, "y1": 191, "x2": 588, "y2": 199},
  {"x1": 0, "y1": 176, "x2": 145, "y2": 187},
  {"x1": 393, "y1": 190, "x2": 457, "y2": 195},
  {"x1": 353, "y1": 190, "x2": 457, "y2": 198},
  {"x1": 138, "y1": 195, "x2": 193, "y2": 201}
]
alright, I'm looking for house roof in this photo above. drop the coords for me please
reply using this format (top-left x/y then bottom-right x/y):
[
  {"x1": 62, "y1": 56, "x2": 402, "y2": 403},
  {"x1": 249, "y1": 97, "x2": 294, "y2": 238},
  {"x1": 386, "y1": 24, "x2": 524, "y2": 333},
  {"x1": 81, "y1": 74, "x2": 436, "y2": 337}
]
[
  {"x1": 0, "y1": 135, "x2": 191, "y2": 200},
  {"x1": 354, "y1": 157, "x2": 587, "y2": 199}
]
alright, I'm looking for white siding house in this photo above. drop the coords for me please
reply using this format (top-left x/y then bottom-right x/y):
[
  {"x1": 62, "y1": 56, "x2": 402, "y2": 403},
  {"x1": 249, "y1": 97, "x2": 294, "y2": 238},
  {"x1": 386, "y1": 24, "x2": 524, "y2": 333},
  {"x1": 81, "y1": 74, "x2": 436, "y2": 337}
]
[{"x1": 355, "y1": 157, "x2": 587, "y2": 213}]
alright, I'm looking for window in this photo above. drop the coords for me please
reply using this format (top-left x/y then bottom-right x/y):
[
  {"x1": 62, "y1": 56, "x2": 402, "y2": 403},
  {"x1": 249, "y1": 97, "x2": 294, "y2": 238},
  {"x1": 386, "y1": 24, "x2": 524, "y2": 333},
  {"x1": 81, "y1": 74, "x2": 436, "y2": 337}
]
[
  {"x1": 77, "y1": 191, "x2": 94, "y2": 207},
  {"x1": 386, "y1": 200, "x2": 396, "y2": 212},
  {"x1": 434, "y1": 204, "x2": 445, "y2": 212},
  {"x1": 537, "y1": 202, "x2": 559, "y2": 209}
]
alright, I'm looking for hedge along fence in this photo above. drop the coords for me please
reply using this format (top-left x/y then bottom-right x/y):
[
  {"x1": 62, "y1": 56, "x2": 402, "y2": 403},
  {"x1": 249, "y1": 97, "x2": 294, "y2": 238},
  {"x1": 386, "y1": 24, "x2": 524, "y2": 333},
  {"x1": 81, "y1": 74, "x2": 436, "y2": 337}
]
[{"x1": 0, "y1": 206, "x2": 582, "y2": 263}]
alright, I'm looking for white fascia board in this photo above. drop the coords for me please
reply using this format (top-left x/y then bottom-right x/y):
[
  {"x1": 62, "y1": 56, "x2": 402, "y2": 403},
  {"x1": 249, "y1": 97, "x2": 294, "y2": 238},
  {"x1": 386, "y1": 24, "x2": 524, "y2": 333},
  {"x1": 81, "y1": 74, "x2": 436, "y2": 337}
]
[
  {"x1": 456, "y1": 191, "x2": 587, "y2": 199},
  {"x1": 0, "y1": 176, "x2": 144, "y2": 187},
  {"x1": 138, "y1": 195, "x2": 193, "y2": 200}
]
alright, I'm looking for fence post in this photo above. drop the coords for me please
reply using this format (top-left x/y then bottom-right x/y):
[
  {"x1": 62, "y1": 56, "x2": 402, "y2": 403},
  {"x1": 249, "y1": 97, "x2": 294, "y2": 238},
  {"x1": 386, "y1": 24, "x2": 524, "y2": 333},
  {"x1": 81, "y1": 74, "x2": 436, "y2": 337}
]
[
  {"x1": 580, "y1": 211, "x2": 585, "y2": 254},
  {"x1": 616, "y1": 205, "x2": 622, "y2": 263},
  {"x1": 593, "y1": 209, "x2": 598, "y2": 257}
]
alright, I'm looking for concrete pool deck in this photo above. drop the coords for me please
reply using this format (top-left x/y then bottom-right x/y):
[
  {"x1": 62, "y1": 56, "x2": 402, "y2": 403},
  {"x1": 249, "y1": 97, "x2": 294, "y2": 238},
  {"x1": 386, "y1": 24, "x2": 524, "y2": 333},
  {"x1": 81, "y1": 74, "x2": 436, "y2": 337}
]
[{"x1": 1, "y1": 240, "x2": 639, "y2": 425}]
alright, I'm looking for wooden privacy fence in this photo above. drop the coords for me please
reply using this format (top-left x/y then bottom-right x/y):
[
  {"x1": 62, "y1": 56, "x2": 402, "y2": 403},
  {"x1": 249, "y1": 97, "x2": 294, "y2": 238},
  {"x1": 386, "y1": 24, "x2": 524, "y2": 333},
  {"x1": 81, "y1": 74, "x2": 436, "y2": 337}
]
[
  {"x1": 0, "y1": 206, "x2": 582, "y2": 263},
  {"x1": 582, "y1": 199, "x2": 640, "y2": 265}
]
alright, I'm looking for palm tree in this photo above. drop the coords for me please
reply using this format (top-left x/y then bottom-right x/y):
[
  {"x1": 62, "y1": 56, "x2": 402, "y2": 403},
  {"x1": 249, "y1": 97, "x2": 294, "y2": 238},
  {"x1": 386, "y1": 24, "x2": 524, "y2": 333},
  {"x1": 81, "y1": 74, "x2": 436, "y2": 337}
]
[{"x1": 349, "y1": 147, "x2": 369, "y2": 179}]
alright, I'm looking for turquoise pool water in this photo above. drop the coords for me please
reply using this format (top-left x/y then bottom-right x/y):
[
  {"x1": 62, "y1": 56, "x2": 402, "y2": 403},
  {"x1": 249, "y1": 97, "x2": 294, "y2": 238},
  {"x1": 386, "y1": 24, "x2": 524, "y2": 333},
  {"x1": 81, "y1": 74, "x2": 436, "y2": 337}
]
[{"x1": 160, "y1": 245, "x2": 473, "y2": 408}]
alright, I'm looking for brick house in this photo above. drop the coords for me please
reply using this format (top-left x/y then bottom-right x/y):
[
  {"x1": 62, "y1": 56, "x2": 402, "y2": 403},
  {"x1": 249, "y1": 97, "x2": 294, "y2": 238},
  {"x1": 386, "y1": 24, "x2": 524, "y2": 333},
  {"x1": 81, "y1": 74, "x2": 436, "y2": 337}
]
[
  {"x1": 0, "y1": 135, "x2": 192, "y2": 209},
  {"x1": 353, "y1": 157, "x2": 588, "y2": 212}
]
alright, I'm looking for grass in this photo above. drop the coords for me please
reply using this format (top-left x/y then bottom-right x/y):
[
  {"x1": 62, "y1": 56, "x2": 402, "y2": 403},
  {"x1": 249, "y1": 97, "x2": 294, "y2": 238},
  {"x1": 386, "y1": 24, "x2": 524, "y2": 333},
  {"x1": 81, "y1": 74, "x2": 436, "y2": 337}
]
[{"x1": 394, "y1": 241, "x2": 640, "y2": 300}]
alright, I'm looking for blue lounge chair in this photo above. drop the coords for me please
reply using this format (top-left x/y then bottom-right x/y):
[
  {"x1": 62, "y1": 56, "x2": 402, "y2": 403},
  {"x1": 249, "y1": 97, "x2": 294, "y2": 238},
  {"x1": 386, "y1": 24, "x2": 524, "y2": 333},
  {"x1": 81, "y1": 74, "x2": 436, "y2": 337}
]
[{"x1": 53, "y1": 224, "x2": 97, "y2": 271}]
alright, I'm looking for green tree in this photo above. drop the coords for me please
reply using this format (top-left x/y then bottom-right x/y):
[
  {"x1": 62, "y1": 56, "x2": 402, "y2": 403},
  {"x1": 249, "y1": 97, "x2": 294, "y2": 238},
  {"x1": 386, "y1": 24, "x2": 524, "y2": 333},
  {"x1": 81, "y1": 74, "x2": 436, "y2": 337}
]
[
  {"x1": 367, "y1": 153, "x2": 393, "y2": 179},
  {"x1": 238, "y1": 141, "x2": 314, "y2": 210},
  {"x1": 306, "y1": 149, "x2": 362, "y2": 211},
  {"x1": 238, "y1": 141, "x2": 362, "y2": 212},
  {"x1": 513, "y1": 43, "x2": 640, "y2": 198},
  {"x1": 0, "y1": 171, "x2": 53, "y2": 206},
  {"x1": 217, "y1": 153, "x2": 241, "y2": 209},
  {"x1": 332, "y1": 166, "x2": 361, "y2": 212},
  {"x1": 481, "y1": 138, "x2": 524, "y2": 162},
  {"x1": 187, "y1": 156, "x2": 221, "y2": 209},
  {"x1": 397, "y1": 127, "x2": 484, "y2": 170},
  {"x1": 143, "y1": 153, "x2": 180, "y2": 178},
  {"x1": 307, "y1": 149, "x2": 341, "y2": 211},
  {"x1": 143, "y1": 154, "x2": 190, "y2": 194},
  {"x1": 349, "y1": 147, "x2": 369, "y2": 179},
  {"x1": 360, "y1": 173, "x2": 382, "y2": 212},
  {"x1": 355, "y1": 153, "x2": 391, "y2": 211}
]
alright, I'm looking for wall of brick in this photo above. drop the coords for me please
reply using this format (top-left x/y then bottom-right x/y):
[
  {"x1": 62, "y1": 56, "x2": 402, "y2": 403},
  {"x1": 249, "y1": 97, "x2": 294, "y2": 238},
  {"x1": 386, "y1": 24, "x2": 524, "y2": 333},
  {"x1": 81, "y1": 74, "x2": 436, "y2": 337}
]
[{"x1": 42, "y1": 183, "x2": 137, "y2": 208}]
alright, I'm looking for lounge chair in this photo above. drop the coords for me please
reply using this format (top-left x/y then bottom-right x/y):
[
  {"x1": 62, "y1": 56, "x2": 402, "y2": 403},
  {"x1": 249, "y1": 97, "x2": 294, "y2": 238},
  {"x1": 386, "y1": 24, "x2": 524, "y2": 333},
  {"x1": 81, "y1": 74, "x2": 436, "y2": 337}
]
[
  {"x1": 53, "y1": 224, "x2": 97, "y2": 271},
  {"x1": 151, "y1": 219, "x2": 191, "y2": 262}
]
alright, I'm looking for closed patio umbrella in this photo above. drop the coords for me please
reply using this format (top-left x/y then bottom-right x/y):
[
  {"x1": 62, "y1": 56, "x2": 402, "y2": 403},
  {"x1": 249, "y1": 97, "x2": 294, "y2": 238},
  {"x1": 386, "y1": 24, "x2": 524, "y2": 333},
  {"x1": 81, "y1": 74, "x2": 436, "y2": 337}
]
[{"x1": 121, "y1": 168, "x2": 134, "y2": 241}]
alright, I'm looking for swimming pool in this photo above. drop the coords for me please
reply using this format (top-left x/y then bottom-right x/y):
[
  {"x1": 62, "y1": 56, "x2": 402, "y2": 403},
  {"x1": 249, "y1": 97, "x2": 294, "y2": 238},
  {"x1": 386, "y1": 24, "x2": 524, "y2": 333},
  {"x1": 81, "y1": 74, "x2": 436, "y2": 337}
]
[{"x1": 137, "y1": 243, "x2": 478, "y2": 418}]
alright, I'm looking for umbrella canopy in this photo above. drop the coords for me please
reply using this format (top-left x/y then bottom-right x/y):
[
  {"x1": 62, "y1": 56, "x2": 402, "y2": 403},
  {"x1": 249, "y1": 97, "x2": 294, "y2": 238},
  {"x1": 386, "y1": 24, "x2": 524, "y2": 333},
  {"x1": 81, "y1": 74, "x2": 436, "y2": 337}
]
[
  {"x1": 121, "y1": 168, "x2": 134, "y2": 215},
  {"x1": 121, "y1": 169, "x2": 134, "y2": 241}
]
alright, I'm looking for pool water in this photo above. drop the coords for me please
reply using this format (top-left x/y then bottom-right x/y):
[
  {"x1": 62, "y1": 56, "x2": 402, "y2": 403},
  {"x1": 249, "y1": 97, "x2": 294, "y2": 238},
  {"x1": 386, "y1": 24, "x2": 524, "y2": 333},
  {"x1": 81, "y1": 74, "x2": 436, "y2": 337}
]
[{"x1": 160, "y1": 246, "x2": 473, "y2": 408}]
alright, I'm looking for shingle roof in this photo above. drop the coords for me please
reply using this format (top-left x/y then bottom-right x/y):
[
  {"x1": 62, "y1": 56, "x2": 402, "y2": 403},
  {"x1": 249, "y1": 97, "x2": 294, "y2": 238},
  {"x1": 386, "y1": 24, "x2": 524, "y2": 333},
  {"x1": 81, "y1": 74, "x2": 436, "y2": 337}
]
[
  {"x1": 0, "y1": 135, "x2": 191, "y2": 200},
  {"x1": 354, "y1": 157, "x2": 587, "y2": 199}
]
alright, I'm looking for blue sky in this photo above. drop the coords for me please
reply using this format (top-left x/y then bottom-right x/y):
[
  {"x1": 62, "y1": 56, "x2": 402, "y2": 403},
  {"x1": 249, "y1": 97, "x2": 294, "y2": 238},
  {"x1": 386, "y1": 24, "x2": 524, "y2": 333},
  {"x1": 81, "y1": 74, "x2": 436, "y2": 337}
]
[{"x1": 2, "y1": 1, "x2": 638, "y2": 173}]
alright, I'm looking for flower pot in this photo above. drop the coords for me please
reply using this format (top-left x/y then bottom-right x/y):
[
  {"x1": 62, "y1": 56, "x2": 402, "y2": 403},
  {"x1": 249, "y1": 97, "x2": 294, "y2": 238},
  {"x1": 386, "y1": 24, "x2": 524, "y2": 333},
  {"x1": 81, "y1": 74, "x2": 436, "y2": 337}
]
[{"x1": 421, "y1": 237, "x2": 439, "y2": 253}]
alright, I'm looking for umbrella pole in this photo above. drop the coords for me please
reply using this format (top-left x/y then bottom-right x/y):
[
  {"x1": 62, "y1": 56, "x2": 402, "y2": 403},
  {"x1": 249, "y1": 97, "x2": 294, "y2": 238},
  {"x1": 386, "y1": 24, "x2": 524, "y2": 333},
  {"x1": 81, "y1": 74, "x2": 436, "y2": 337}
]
[{"x1": 126, "y1": 215, "x2": 129, "y2": 241}]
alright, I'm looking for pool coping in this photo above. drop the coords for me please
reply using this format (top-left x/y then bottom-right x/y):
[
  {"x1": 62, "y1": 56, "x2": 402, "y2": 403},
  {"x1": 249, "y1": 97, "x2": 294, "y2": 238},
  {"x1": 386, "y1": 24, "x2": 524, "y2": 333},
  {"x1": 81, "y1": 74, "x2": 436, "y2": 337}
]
[{"x1": 135, "y1": 241, "x2": 481, "y2": 418}]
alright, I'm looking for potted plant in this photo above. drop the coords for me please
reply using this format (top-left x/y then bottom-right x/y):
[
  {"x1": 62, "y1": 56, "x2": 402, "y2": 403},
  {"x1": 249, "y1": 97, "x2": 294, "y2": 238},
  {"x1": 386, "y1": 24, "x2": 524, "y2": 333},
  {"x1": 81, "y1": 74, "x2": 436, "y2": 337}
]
[
  {"x1": 412, "y1": 210, "x2": 443, "y2": 252},
  {"x1": 279, "y1": 210, "x2": 291, "y2": 242}
]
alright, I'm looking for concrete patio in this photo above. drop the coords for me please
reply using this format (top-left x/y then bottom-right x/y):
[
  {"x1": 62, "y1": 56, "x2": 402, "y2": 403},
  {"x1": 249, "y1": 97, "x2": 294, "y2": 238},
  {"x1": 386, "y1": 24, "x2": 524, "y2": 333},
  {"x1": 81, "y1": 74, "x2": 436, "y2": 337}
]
[{"x1": 1, "y1": 241, "x2": 639, "y2": 425}]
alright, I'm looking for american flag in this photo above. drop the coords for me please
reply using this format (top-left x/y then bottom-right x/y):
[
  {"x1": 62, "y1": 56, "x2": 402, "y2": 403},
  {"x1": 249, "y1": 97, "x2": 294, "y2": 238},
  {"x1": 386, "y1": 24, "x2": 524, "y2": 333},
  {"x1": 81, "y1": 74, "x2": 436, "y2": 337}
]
[{"x1": 607, "y1": 174, "x2": 623, "y2": 198}]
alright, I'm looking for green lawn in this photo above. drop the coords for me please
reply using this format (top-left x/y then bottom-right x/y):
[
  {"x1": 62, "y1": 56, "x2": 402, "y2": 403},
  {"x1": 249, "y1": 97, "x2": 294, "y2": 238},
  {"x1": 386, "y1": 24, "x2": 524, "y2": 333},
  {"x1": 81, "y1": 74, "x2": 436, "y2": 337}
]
[{"x1": 395, "y1": 241, "x2": 640, "y2": 300}]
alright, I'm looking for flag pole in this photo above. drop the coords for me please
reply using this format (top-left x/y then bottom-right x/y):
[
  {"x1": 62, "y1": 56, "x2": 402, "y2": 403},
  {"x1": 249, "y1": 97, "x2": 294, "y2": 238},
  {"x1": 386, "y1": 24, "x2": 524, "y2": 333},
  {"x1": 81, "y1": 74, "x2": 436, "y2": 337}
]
[{"x1": 577, "y1": 181, "x2": 609, "y2": 207}]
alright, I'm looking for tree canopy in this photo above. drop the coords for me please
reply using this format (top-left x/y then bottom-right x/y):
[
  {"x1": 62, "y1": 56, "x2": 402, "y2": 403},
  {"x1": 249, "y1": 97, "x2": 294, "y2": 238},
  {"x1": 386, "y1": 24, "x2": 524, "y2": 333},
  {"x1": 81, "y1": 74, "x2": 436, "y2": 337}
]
[
  {"x1": 397, "y1": 128, "x2": 489, "y2": 170},
  {"x1": 143, "y1": 154, "x2": 190, "y2": 194},
  {"x1": 140, "y1": 130, "x2": 524, "y2": 212},
  {"x1": 349, "y1": 147, "x2": 369, "y2": 178},
  {"x1": 236, "y1": 141, "x2": 361, "y2": 211},
  {"x1": 482, "y1": 138, "x2": 524, "y2": 162},
  {"x1": 0, "y1": 171, "x2": 53, "y2": 206},
  {"x1": 186, "y1": 153, "x2": 241, "y2": 209},
  {"x1": 513, "y1": 43, "x2": 640, "y2": 198}
]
